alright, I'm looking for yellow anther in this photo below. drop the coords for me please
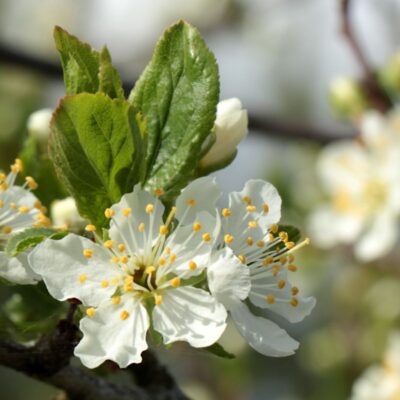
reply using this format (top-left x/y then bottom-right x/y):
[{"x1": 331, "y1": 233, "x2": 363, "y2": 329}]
[
  {"x1": 246, "y1": 205, "x2": 257, "y2": 212},
  {"x1": 224, "y1": 234, "x2": 234, "y2": 244},
  {"x1": 0, "y1": 200, "x2": 3, "y2": 208},
  {"x1": 124, "y1": 276, "x2": 134, "y2": 284},
  {"x1": 100, "y1": 280, "x2": 109, "y2": 288},
  {"x1": 154, "y1": 188, "x2": 164, "y2": 197},
  {"x1": 2, "y1": 226, "x2": 12, "y2": 234},
  {"x1": 159, "y1": 225, "x2": 168, "y2": 235},
  {"x1": 25, "y1": 176, "x2": 38, "y2": 190},
  {"x1": 170, "y1": 253, "x2": 177, "y2": 263},
  {"x1": 256, "y1": 240, "x2": 265, "y2": 248},
  {"x1": 0, "y1": 182, "x2": 8, "y2": 191},
  {"x1": 193, "y1": 222, "x2": 202, "y2": 231},
  {"x1": 122, "y1": 208, "x2": 132, "y2": 217},
  {"x1": 124, "y1": 283, "x2": 133, "y2": 292},
  {"x1": 111, "y1": 256, "x2": 120, "y2": 263},
  {"x1": 85, "y1": 224, "x2": 96, "y2": 232},
  {"x1": 154, "y1": 294, "x2": 163, "y2": 305},
  {"x1": 138, "y1": 222, "x2": 145, "y2": 232},
  {"x1": 158, "y1": 258, "x2": 167, "y2": 266},
  {"x1": 288, "y1": 264, "x2": 298, "y2": 272},
  {"x1": 83, "y1": 249, "x2": 93, "y2": 258},
  {"x1": 280, "y1": 256, "x2": 287, "y2": 265},
  {"x1": 222, "y1": 208, "x2": 232, "y2": 217},
  {"x1": 291, "y1": 286, "x2": 299, "y2": 295},
  {"x1": 285, "y1": 242, "x2": 295, "y2": 249},
  {"x1": 243, "y1": 196, "x2": 252, "y2": 204},
  {"x1": 104, "y1": 240, "x2": 114, "y2": 249},
  {"x1": 290, "y1": 297, "x2": 299, "y2": 307},
  {"x1": 270, "y1": 224, "x2": 278, "y2": 233},
  {"x1": 18, "y1": 206, "x2": 30, "y2": 214},
  {"x1": 118, "y1": 244, "x2": 126, "y2": 252},
  {"x1": 10, "y1": 202, "x2": 17, "y2": 209},
  {"x1": 267, "y1": 233, "x2": 274, "y2": 241},
  {"x1": 79, "y1": 274, "x2": 87, "y2": 284},
  {"x1": 262, "y1": 203, "x2": 269, "y2": 213},
  {"x1": 186, "y1": 198, "x2": 196, "y2": 207},
  {"x1": 248, "y1": 221, "x2": 257, "y2": 228},
  {"x1": 145, "y1": 266, "x2": 156, "y2": 274},
  {"x1": 111, "y1": 296, "x2": 121, "y2": 305},
  {"x1": 170, "y1": 277, "x2": 181, "y2": 288},
  {"x1": 238, "y1": 255, "x2": 246, "y2": 264},
  {"x1": 11, "y1": 158, "x2": 23, "y2": 173},
  {"x1": 0, "y1": 173, "x2": 5, "y2": 182},
  {"x1": 165, "y1": 247, "x2": 171, "y2": 256},
  {"x1": 246, "y1": 237, "x2": 254, "y2": 246},
  {"x1": 111, "y1": 277, "x2": 120, "y2": 285},
  {"x1": 86, "y1": 308, "x2": 96, "y2": 318},
  {"x1": 266, "y1": 294, "x2": 275, "y2": 304},
  {"x1": 202, "y1": 233, "x2": 211, "y2": 242},
  {"x1": 120, "y1": 256, "x2": 129, "y2": 264},
  {"x1": 104, "y1": 208, "x2": 115, "y2": 218},
  {"x1": 278, "y1": 280, "x2": 286, "y2": 289},
  {"x1": 272, "y1": 265, "x2": 281, "y2": 276},
  {"x1": 263, "y1": 256, "x2": 274, "y2": 266},
  {"x1": 145, "y1": 203, "x2": 154, "y2": 214},
  {"x1": 288, "y1": 254, "x2": 295, "y2": 263},
  {"x1": 279, "y1": 232, "x2": 289, "y2": 242},
  {"x1": 189, "y1": 261, "x2": 197, "y2": 271},
  {"x1": 120, "y1": 310, "x2": 130, "y2": 320},
  {"x1": 33, "y1": 200, "x2": 43, "y2": 210}
]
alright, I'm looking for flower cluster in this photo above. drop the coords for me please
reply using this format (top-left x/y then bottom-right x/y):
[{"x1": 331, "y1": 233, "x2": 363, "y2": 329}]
[
  {"x1": 308, "y1": 108, "x2": 400, "y2": 262},
  {"x1": 0, "y1": 159, "x2": 48, "y2": 284},
  {"x1": 29, "y1": 177, "x2": 315, "y2": 368}
]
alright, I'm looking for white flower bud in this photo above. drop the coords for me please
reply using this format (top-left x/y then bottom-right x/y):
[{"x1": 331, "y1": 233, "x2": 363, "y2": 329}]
[
  {"x1": 51, "y1": 197, "x2": 86, "y2": 231},
  {"x1": 200, "y1": 98, "x2": 248, "y2": 168},
  {"x1": 27, "y1": 108, "x2": 53, "y2": 142}
]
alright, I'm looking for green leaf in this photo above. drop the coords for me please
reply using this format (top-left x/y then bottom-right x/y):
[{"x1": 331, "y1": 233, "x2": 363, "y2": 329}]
[
  {"x1": 49, "y1": 93, "x2": 144, "y2": 227},
  {"x1": 202, "y1": 342, "x2": 235, "y2": 359},
  {"x1": 99, "y1": 47, "x2": 124, "y2": 100},
  {"x1": 5, "y1": 227, "x2": 56, "y2": 256},
  {"x1": 129, "y1": 20, "x2": 219, "y2": 197},
  {"x1": 54, "y1": 26, "x2": 124, "y2": 99}
]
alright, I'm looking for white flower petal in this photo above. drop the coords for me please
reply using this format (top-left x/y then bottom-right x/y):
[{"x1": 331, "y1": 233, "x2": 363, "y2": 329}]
[
  {"x1": 230, "y1": 301, "x2": 299, "y2": 357},
  {"x1": 152, "y1": 286, "x2": 227, "y2": 348},
  {"x1": 207, "y1": 248, "x2": 251, "y2": 309},
  {"x1": 0, "y1": 251, "x2": 40, "y2": 285},
  {"x1": 175, "y1": 177, "x2": 221, "y2": 223},
  {"x1": 74, "y1": 296, "x2": 149, "y2": 368},
  {"x1": 109, "y1": 185, "x2": 164, "y2": 253},
  {"x1": 28, "y1": 234, "x2": 122, "y2": 306},
  {"x1": 248, "y1": 270, "x2": 316, "y2": 323},
  {"x1": 355, "y1": 212, "x2": 398, "y2": 262}
]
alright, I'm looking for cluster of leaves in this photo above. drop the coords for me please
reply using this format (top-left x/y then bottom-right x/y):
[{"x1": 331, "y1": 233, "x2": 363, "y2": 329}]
[{"x1": 50, "y1": 22, "x2": 220, "y2": 228}]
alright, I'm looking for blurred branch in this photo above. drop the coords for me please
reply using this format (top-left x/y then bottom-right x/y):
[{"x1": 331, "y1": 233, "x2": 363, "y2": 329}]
[
  {"x1": 339, "y1": 0, "x2": 391, "y2": 111},
  {"x1": 0, "y1": 41, "x2": 356, "y2": 144},
  {"x1": 0, "y1": 313, "x2": 187, "y2": 400}
]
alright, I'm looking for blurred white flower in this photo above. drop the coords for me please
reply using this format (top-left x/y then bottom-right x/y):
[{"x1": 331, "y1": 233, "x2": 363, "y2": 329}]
[
  {"x1": 200, "y1": 98, "x2": 248, "y2": 169},
  {"x1": 351, "y1": 332, "x2": 400, "y2": 400},
  {"x1": 51, "y1": 197, "x2": 86, "y2": 231},
  {"x1": 308, "y1": 108, "x2": 400, "y2": 262},
  {"x1": 27, "y1": 108, "x2": 53, "y2": 142}
]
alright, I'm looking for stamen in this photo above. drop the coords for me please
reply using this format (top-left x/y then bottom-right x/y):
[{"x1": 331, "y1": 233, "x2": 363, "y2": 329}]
[
  {"x1": 238, "y1": 255, "x2": 246, "y2": 264},
  {"x1": 86, "y1": 308, "x2": 96, "y2": 318},
  {"x1": 288, "y1": 264, "x2": 298, "y2": 272},
  {"x1": 18, "y1": 206, "x2": 30, "y2": 214},
  {"x1": 118, "y1": 244, "x2": 126, "y2": 252},
  {"x1": 193, "y1": 222, "x2": 202, "y2": 231},
  {"x1": 25, "y1": 176, "x2": 38, "y2": 190},
  {"x1": 222, "y1": 208, "x2": 232, "y2": 217},
  {"x1": 186, "y1": 199, "x2": 196, "y2": 207},
  {"x1": 104, "y1": 208, "x2": 115, "y2": 218},
  {"x1": 170, "y1": 253, "x2": 177, "y2": 263},
  {"x1": 120, "y1": 310, "x2": 130, "y2": 320},
  {"x1": 266, "y1": 294, "x2": 275, "y2": 304},
  {"x1": 111, "y1": 277, "x2": 120, "y2": 285},
  {"x1": 246, "y1": 205, "x2": 257, "y2": 212},
  {"x1": 170, "y1": 277, "x2": 181, "y2": 288},
  {"x1": 243, "y1": 196, "x2": 252, "y2": 204},
  {"x1": 154, "y1": 188, "x2": 164, "y2": 197},
  {"x1": 111, "y1": 256, "x2": 120, "y2": 263},
  {"x1": 202, "y1": 233, "x2": 211, "y2": 242},
  {"x1": 83, "y1": 249, "x2": 93, "y2": 258},
  {"x1": 100, "y1": 280, "x2": 109, "y2": 288},
  {"x1": 291, "y1": 287, "x2": 299, "y2": 295},
  {"x1": 79, "y1": 274, "x2": 87, "y2": 283},
  {"x1": 279, "y1": 232, "x2": 288, "y2": 242},
  {"x1": 262, "y1": 203, "x2": 269, "y2": 213},
  {"x1": 122, "y1": 208, "x2": 132, "y2": 217},
  {"x1": 256, "y1": 240, "x2": 265, "y2": 248},
  {"x1": 154, "y1": 294, "x2": 163, "y2": 305},
  {"x1": 263, "y1": 256, "x2": 274, "y2": 266},
  {"x1": 158, "y1": 258, "x2": 167, "y2": 266},
  {"x1": 277, "y1": 280, "x2": 286, "y2": 289},
  {"x1": 145, "y1": 204, "x2": 154, "y2": 214},
  {"x1": 120, "y1": 256, "x2": 129, "y2": 263},
  {"x1": 138, "y1": 222, "x2": 145, "y2": 232},
  {"x1": 290, "y1": 297, "x2": 299, "y2": 307},
  {"x1": 285, "y1": 242, "x2": 295, "y2": 249},
  {"x1": 104, "y1": 240, "x2": 114, "y2": 249},
  {"x1": 247, "y1": 237, "x2": 254, "y2": 246},
  {"x1": 2, "y1": 226, "x2": 12, "y2": 234},
  {"x1": 85, "y1": 224, "x2": 96, "y2": 232},
  {"x1": 189, "y1": 261, "x2": 197, "y2": 271},
  {"x1": 270, "y1": 224, "x2": 278, "y2": 233},
  {"x1": 224, "y1": 234, "x2": 234, "y2": 244},
  {"x1": 248, "y1": 221, "x2": 257, "y2": 228},
  {"x1": 145, "y1": 266, "x2": 156, "y2": 274},
  {"x1": 159, "y1": 225, "x2": 168, "y2": 235},
  {"x1": 111, "y1": 296, "x2": 121, "y2": 305}
]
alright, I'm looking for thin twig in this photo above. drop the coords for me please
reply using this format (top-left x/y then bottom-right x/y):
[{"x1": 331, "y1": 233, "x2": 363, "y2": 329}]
[{"x1": 339, "y1": 0, "x2": 391, "y2": 111}]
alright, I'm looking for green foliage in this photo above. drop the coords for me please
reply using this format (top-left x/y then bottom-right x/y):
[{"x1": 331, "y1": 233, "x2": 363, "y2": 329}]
[
  {"x1": 49, "y1": 93, "x2": 144, "y2": 227},
  {"x1": 54, "y1": 26, "x2": 123, "y2": 98},
  {"x1": 203, "y1": 342, "x2": 235, "y2": 359},
  {"x1": 129, "y1": 20, "x2": 219, "y2": 198},
  {"x1": 5, "y1": 227, "x2": 58, "y2": 256}
]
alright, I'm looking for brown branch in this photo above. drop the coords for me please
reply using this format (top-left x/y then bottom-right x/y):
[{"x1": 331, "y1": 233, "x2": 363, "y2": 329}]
[{"x1": 339, "y1": 0, "x2": 391, "y2": 111}]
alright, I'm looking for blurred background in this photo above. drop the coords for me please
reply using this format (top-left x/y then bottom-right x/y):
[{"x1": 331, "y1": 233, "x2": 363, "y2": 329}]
[{"x1": 1, "y1": 0, "x2": 400, "y2": 399}]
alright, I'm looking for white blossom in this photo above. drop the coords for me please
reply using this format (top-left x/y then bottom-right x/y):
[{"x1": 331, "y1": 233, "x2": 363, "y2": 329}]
[
  {"x1": 308, "y1": 108, "x2": 400, "y2": 262},
  {"x1": 29, "y1": 179, "x2": 230, "y2": 368},
  {"x1": 182, "y1": 178, "x2": 316, "y2": 357},
  {"x1": 200, "y1": 98, "x2": 248, "y2": 168},
  {"x1": 51, "y1": 197, "x2": 87, "y2": 231},
  {"x1": 351, "y1": 332, "x2": 400, "y2": 400},
  {"x1": 0, "y1": 159, "x2": 47, "y2": 284}
]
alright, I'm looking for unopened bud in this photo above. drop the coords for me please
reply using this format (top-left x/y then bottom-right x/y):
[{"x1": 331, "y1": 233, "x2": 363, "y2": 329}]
[
  {"x1": 51, "y1": 197, "x2": 86, "y2": 231},
  {"x1": 379, "y1": 52, "x2": 400, "y2": 97},
  {"x1": 27, "y1": 108, "x2": 53, "y2": 142}
]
